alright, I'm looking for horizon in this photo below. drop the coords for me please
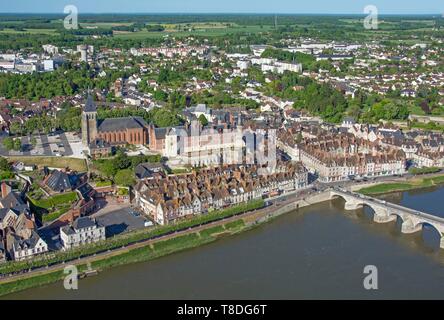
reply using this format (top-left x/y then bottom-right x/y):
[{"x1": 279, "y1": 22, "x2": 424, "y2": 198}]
[
  {"x1": 0, "y1": 12, "x2": 443, "y2": 16},
  {"x1": 1, "y1": 0, "x2": 443, "y2": 15}
]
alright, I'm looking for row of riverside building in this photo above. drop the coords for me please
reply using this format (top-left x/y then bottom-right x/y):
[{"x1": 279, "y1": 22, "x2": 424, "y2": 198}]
[{"x1": 134, "y1": 162, "x2": 309, "y2": 225}]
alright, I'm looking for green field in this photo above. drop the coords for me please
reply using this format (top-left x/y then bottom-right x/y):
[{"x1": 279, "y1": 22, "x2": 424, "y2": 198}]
[
  {"x1": 114, "y1": 24, "x2": 274, "y2": 39},
  {"x1": 359, "y1": 174, "x2": 444, "y2": 195},
  {"x1": 0, "y1": 28, "x2": 58, "y2": 35}
]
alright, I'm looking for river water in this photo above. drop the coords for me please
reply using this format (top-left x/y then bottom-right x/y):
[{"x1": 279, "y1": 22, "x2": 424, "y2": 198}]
[{"x1": 5, "y1": 186, "x2": 444, "y2": 299}]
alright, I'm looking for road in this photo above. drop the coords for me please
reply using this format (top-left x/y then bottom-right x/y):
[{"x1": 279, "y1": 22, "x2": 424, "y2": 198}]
[{"x1": 0, "y1": 188, "x2": 315, "y2": 284}]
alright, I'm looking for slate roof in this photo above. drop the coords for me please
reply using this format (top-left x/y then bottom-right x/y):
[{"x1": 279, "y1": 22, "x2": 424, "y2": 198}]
[
  {"x1": 12, "y1": 231, "x2": 42, "y2": 250},
  {"x1": 97, "y1": 116, "x2": 148, "y2": 132},
  {"x1": 0, "y1": 192, "x2": 25, "y2": 209},
  {"x1": 89, "y1": 138, "x2": 111, "y2": 150},
  {"x1": 84, "y1": 92, "x2": 97, "y2": 113},
  {"x1": 73, "y1": 216, "x2": 96, "y2": 230},
  {"x1": 45, "y1": 170, "x2": 80, "y2": 192},
  {"x1": 135, "y1": 163, "x2": 164, "y2": 179},
  {"x1": 154, "y1": 127, "x2": 168, "y2": 140}
]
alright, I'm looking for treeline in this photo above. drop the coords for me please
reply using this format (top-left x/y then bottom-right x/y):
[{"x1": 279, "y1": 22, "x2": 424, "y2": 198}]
[
  {"x1": 94, "y1": 150, "x2": 164, "y2": 186},
  {"x1": 2, "y1": 13, "x2": 436, "y2": 26},
  {"x1": 0, "y1": 31, "x2": 164, "y2": 51},
  {"x1": 8, "y1": 105, "x2": 81, "y2": 136},
  {"x1": 0, "y1": 64, "x2": 94, "y2": 100},
  {"x1": 7, "y1": 105, "x2": 183, "y2": 137},
  {"x1": 261, "y1": 48, "x2": 333, "y2": 72}
]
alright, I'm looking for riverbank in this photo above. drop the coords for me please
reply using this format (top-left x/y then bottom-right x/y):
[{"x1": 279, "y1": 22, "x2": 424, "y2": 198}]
[
  {"x1": 0, "y1": 220, "x2": 248, "y2": 297},
  {"x1": 0, "y1": 190, "x2": 330, "y2": 297},
  {"x1": 358, "y1": 174, "x2": 444, "y2": 195},
  {"x1": 2, "y1": 172, "x2": 443, "y2": 297}
]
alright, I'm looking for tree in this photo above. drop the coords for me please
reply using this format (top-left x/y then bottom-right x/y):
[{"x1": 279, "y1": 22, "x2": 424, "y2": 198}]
[
  {"x1": 152, "y1": 108, "x2": 181, "y2": 128},
  {"x1": 3, "y1": 137, "x2": 14, "y2": 151},
  {"x1": 13, "y1": 138, "x2": 22, "y2": 151},
  {"x1": 9, "y1": 122, "x2": 23, "y2": 136},
  {"x1": 198, "y1": 114, "x2": 209, "y2": 127},
  {"x1": 97, "y1": 161, "x2": 116, "y2": 179},
  {"x1": 30, "y1": 136, "x2": 37, "y2": 147},
  {"x1": 114, "y1": 169, "x2": 135, "y2": 187},
  {"x1": 0, "y1": 156, "x2": 10, "y2": 171},
  {"x1": 114, "y1": 150, "x2": 131, "y2": 170}
]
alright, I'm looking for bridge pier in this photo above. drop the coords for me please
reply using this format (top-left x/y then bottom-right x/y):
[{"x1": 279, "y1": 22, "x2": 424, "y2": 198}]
[
  {"x1": 401, "y1": 220, "x2": 422, "y2": 234},
  {"x1": 330, "y1": 189, "x2": 444, "y2": 250},
  {"x1": 373, "y1": 211, "x2": 397, "y2": 224},
  {"x1": 344, "y1": 201, "x2": 363, "y2": 211}
]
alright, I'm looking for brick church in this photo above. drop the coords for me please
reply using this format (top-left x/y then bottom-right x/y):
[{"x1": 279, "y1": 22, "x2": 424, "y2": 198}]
[{"x1": 82, "y1": 93, "x2": 149, "y2": 158}]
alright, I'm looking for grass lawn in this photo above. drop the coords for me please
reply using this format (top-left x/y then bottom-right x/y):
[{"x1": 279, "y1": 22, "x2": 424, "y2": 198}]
[
  {"x1": 6, "y1": 156, "x2": 87, "y2": 172},
  {"x1": 95, "y1": 180, "x2": 113, "y2": 187},
  {"x1": 199, "y1": 225, "x2": 226, "y2": 238},
  {"x1": 41, "y1": 206, "x2": 72, "y2": 223},
  {"x1": 0, "y1": 270, "x2": 64, "y2": 297},
  {"x1": 359, "y1": 174, "x2": 444, "y2": 195},
  {"x1": 28, "y1": 192, "x2": 78, "y2": 210}
]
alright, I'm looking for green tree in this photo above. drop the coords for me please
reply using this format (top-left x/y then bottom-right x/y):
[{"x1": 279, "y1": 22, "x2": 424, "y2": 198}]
[
  {"x1": 30, "y1": 136, "x2": 37, "y2": 147},
  {"x1": 3, "y1": 137, "x2": 14, "y2": 151},
  {"x1": 114, "y1": 150, "x2": 131, "y2": 170},
  {"x1": 198, "y1": 114, "x2": 209, "y2": 126},
  {"x1": 0, "y1": 156, "x2": 10, "y2": 171},
  {"x1": 97, "y1": 161, "x2": 116, "y2": 179},
  {"x1": 13, "y1": 138, "x2": 22, "y2": 151},
  {"x1": 114, "y1": 169, "x2": 135, "y2": 187}
]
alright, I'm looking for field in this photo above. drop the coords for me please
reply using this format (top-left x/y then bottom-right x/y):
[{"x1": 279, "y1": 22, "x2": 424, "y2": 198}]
[
  {"x1": 0, "y1": 28, "x2": 58, "y2": 35},
  {"x1": 6, "y1": 156, "x2": 87, "y2": 172},
  {"x1": 359, "y1": 174, "x2": 444, "y2": 195},
  {"x1": 114, "y1": 23, "x2": 274, "y2": 39}
]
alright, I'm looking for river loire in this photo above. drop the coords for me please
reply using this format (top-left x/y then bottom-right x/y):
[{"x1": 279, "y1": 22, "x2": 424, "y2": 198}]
[{"x1": 5, "y1": 186, "x2": 444, "y2": 299}]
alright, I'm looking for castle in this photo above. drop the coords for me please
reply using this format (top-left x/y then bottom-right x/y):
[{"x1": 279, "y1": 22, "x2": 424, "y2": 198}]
[{"x1": 81, "y1": 93, "x2": 149, "y2": 158}]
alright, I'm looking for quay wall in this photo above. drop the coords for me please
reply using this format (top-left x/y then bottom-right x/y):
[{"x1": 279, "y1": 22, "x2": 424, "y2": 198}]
[{"x1": 248, "y1": 191, "x2": 332, "y2": 225}]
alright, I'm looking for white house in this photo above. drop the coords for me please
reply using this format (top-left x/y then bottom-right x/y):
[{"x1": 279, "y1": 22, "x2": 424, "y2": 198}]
[{"x1": 60, "y1": 217, "x2": 106, "y2": 250}]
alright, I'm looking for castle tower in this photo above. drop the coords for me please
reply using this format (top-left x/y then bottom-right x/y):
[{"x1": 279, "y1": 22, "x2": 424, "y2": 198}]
[{"x1": 82, "y1": 91, "x2": 98, "y2": 147}]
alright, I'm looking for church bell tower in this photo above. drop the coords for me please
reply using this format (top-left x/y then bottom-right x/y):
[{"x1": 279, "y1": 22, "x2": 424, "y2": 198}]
[{"x1": 82, "y1": 91, "x2": 98, "y2": 147}]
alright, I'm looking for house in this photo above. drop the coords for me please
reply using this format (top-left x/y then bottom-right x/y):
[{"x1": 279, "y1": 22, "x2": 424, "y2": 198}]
[
  {"x1": 60, "y1": 217, "x2": 106, "y2": 250},
  {"x1": 401, "y1": 89, "x2": 417, "y2": 98},
  {"x1": 134, "y1": 163, "x2": 308, "y2": 225},
  {"x1": 341, "y1": 117, "x2": 356, "y2": 129},
  {"x1": 43, "y1": 169, "x2": 84, "y2": 193},
  {"x1": 7, "y1": 231, "x2": 48, "y2": 261},
  {"x1": 0, "y1": 239, "x2": 6, "y2": 263},
  {"x1": 135, "y1": 163, "x2": 166, "y2": 180}
]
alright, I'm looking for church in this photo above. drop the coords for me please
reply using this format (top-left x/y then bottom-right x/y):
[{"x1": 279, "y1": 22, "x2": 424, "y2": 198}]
[{"x1": 81, "y1": 93, "x2": 150, "y2": 158}]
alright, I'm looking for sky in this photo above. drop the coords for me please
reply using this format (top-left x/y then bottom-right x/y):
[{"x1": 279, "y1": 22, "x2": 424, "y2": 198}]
[{"x1": 1, "y1": 0, "x2": 443, "y2": 14}]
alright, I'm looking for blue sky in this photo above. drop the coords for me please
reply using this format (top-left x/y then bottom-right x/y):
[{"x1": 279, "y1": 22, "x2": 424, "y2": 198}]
[{"x1": 1, "y1": 0, "x2": 443, "y2": 14}]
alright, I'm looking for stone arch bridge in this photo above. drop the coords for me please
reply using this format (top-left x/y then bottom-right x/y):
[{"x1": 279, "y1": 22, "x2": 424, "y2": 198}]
[{"x1": 329, "y1": 187, "x2": 444, "y2": 249}]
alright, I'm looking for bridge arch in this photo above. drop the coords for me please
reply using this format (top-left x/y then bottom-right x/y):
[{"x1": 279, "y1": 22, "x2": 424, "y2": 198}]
[
  {"x1": 412, "y1": 221, "x2": 443, "y2": 238},
  {"x1": 387, "y1": 212, "x2": 405, "y2": 223},
  {"x1": 329, "y1": 192, "x2": 365, "y2": 211},
  {"x1": 413, "y1": 221, "x2": 444, "y2": 249}
]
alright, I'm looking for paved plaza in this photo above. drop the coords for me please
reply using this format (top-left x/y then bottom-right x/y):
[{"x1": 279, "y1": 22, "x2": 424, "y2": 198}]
[{"x1": 0, "y1": 131, "x2": 85, "y2": 158}]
